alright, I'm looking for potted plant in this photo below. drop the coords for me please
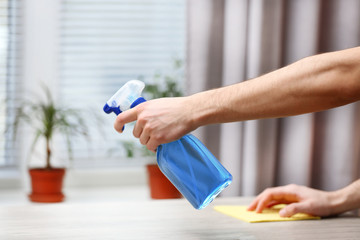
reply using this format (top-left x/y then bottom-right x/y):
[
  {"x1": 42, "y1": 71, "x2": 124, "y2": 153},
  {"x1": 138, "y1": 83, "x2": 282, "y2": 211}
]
[
  {"x1": 13, "y1": 86, "x2": 89, "y2": 203},
  {"x1": 121, "y1": 141, "x2": 182, "y2": 199},
  {"x1": 140, "y1": 58, "x2": 184, "y2": 199}
]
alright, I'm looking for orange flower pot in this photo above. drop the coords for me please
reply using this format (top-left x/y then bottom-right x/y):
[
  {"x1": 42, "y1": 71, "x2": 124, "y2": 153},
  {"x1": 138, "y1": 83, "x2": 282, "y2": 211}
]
[
  {"x1": 146, "y1": 164, "x2": 182, "y2": 199},
  {"x1": 28, "y1": 168, "x2": 65, "y2": 203}
]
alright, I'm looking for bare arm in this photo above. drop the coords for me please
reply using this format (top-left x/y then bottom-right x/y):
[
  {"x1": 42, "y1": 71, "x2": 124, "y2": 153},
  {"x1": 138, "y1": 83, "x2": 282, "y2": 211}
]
[
  {"x1": 192, "y1": 46, "x2": 360, "y2": 125},
  {"x1": 114, "y1": 47, "x2": 360, "y2": 150}
]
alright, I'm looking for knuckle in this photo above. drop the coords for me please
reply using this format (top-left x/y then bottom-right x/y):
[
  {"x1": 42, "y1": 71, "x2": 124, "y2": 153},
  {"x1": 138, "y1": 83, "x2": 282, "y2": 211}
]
[
  {"x1": 137, "y1": 117, "x2": 146, "y2": 126},
  {"x1": 137, "y1": 102, "x2": 147, "y2": 111},
  {"x1": 115, "y1": 115, "x2": 123, "y2": 124},
  {"x1": 261, "y1": 192, "x2": 271, "y2": 200},
  {"x1": 153, "y1": 134, "x2": 165, "y2": 143},
  {"x1": 261, "y1": 190, "x2": 269, "y2": 197},
  {"x1": 143, "y1": 124, "x2": 154, "y2": 134},
  {"x1": 306, "y1": 201, "x2": 315, "y2": 210},
  {"x1": 263, "y1": 188, "x2": 272, "y2": 195},
  {"x1": 287, "y1": 204, "x2": 296, "y2": 213},
  {"x1": 146, "y1": 142, "x2": 157, "y2": 152},
  {"x1": 114, "y1": 117, "x2": 121, "y2": 126}
]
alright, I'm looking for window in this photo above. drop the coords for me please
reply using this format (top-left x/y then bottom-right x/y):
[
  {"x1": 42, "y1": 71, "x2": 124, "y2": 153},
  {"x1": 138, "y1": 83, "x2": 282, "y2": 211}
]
[
  {"x1": 0, "y1": 0, "x2": 21, "y2": 167},
  {"x1": 58, "y1": 0, "x2": 186, "y2": 167}
]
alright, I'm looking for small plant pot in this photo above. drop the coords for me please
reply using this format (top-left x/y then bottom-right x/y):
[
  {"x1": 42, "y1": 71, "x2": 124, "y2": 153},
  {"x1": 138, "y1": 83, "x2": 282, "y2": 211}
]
[
  {"x1": 146, "y1": 164, "x2": 182, "y2": 199},
  {"x1": 28, "y1": 168, "x2": 65, "y2": 203}
]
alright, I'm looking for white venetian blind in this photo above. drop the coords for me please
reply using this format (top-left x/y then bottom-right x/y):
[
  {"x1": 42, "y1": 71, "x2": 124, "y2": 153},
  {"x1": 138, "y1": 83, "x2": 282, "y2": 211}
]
[
  {"x1": 59, "y1": 0, "x2": 186, "y2": 167},
  {"x1": 0, "y1": 0, "x2": 21, "y2": 167}
]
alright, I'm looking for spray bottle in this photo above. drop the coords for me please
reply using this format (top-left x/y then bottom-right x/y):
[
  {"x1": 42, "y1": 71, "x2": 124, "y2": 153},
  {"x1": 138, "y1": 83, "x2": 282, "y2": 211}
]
[{"x1": 103, "y1": 80, "x2": 232, "y2": 209}]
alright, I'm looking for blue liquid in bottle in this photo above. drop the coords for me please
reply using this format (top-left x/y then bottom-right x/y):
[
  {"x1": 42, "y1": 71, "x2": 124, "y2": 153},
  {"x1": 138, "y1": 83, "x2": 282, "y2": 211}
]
[
  {"x1": 104, "y1": 80, "x2": 232, "y2": 209},
  {"x1": 157, "y1": 134, "x2": 232, "y2": 209}
]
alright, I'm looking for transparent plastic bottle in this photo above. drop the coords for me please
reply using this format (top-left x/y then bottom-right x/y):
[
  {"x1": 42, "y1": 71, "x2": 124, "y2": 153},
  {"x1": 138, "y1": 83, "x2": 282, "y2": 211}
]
[
  {"x1": 157, "y1": 134, "x2": 232, "y2": 209},
  {"x1": 104, "y1": 80, "x2": 232, "y2": 209}
]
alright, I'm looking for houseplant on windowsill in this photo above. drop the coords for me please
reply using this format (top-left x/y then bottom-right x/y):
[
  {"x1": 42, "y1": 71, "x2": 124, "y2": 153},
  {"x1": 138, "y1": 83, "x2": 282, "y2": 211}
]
[
  {"x1": 119, "y1": 140, "x2": 182, "y2": 199},
  {"x1": 140, "y1": 58, "x2": 184, "y2": 199},
  {"x1": 13, "y1": 86, "x2": 89, "y2": 203}
]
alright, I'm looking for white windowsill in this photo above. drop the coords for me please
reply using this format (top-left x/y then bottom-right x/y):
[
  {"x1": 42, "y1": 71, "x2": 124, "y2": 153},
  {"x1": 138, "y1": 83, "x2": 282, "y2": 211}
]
[
  {"x1": 0, "y1": 185, "x2": 150, "y2": 206},
  {"x1": 0, "y1": 165, "x2": 149, "y2": 188},
  {"x1": 0, "y1": 166, "x2": 152, "y2": 206}
]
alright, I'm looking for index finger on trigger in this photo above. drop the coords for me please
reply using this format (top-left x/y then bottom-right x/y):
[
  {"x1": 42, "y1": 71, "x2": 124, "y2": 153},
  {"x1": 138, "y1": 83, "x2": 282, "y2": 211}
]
[{"x1": 114, "y1": 108, "x2": 138, "y2": 133}]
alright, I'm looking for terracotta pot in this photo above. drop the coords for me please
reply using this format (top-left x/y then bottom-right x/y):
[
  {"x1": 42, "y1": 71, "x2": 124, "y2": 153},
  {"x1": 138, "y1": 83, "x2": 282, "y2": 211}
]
[
  {"x1": 146, "y1": 164, "x2": 182, "y2": 199},
  {"x1": 28, "y1": 168, "x2": 65, "y2": 203}
]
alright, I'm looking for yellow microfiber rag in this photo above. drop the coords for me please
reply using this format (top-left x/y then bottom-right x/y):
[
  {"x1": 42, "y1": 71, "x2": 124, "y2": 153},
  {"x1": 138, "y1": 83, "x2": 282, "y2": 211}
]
[{"x1": 214, "y1": 205, "x2": 321, "y2": 223}]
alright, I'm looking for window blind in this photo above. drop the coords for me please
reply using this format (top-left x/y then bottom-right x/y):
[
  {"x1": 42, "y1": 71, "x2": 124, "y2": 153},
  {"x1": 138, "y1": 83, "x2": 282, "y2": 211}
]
[
  {"x1": 0, "y1": 0, "x2": 21, "y2": 167},
  {"x1": 59, "y1": 0, "x2": 186, "y2": 167}
]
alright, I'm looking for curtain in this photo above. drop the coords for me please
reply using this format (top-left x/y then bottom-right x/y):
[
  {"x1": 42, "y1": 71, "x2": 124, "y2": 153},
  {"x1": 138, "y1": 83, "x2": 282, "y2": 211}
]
[{"x1": 187, "y1": 0, "x2": 360, "y2": 196}]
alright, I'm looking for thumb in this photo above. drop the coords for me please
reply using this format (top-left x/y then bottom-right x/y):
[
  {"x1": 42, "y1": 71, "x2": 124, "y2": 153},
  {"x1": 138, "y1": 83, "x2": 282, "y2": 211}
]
[
  {"x1": 279, "y1": 202, "x2": 309, "y2": 217},
  {"x1": 114, "y1": 108, "x2": 138, "y2": 133}
]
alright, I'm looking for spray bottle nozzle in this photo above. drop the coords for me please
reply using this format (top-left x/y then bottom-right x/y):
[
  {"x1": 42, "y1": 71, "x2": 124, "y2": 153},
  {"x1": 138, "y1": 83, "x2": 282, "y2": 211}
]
[
  {"x1": 103, "y1": 80, "x2": 147, "y2": 131},
  {"x1": 103, "y1": 80, "x2": 145, "y2": 116},
  {"x1": 103, "y1": 104, "x2": 122, "y2": 115}
]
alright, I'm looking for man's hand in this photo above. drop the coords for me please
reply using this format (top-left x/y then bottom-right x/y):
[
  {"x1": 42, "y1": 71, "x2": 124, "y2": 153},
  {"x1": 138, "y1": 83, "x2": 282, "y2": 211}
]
[
  {"x1": 114, "y1": 97, "x2": 196, "y2": 151},
  {"x1": 247, "y1": 184, "x2": 335, "y2": 217}
]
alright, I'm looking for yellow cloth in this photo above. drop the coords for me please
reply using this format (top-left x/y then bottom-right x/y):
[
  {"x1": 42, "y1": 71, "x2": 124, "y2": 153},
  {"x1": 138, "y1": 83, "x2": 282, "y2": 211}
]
[{"x1": 214, "y1": 205, "x2": 321, "y2": 223}]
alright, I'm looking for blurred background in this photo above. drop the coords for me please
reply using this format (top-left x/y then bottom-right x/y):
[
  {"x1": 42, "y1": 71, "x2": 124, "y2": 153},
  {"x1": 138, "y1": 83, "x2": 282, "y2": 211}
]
[{"x1": 0, "y1": 0, "x2": 359, "y2": 204}]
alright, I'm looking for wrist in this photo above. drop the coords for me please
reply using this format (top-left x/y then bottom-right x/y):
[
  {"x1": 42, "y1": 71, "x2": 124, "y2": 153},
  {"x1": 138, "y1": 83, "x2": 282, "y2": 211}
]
[
  {"x1": 327, "y1": 189, "x2": 348, "y2": 216},
  {"x1": 188, "y1": 91, "x2": 217, "y2": 127},
  {"x1": 184, "y1": 94, "x2": 206, "y2": 130}
]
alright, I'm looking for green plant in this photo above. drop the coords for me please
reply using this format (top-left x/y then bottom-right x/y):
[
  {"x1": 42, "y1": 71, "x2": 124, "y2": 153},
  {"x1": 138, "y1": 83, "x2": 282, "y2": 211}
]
[
  {"x1": 112, "y1": 140, "x2": 156, "y2": 159},
  {"x1": 142, "y1": 58, "x2": 184, "y2": 99},
  {"x1": 13, "y1": 86, "x2": 89, "y2": 169},
  {"x1": 121, "y1": 140, "x2": 136, "y2": 158}
]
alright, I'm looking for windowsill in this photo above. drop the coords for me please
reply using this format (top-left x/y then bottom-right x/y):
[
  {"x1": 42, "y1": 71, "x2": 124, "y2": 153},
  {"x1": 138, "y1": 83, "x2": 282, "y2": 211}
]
[
  {"x1": 64, "y1": 166, "x2": 148, "y2": 188},
  {"x1": 0, "y1": 166, "x2": 149, "y2": 189},
  {"x1": 0, "y1": 185, "x2": 150, "y2": 206},
  {"x1": 0, "y1": 166, "x2": 151, "y2": 206},
  {"x1": 0, "y1": 168, "x2": 22, "y2": 189}
]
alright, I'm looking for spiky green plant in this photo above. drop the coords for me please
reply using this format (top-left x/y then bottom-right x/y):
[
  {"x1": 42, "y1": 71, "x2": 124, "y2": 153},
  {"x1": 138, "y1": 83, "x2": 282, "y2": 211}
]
[{"x1": 14, "y1": 87, "x2": 89, "y2": 169}]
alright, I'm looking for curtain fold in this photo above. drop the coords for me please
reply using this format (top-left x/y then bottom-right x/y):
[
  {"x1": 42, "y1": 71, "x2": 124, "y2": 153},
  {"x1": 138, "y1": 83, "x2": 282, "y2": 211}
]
[
  {"x1": 276, "y1": 0, "x2": 321, "y2": 188},
  {"x1": 187, "y1": 0, "x2": 360, "y2": 196}
]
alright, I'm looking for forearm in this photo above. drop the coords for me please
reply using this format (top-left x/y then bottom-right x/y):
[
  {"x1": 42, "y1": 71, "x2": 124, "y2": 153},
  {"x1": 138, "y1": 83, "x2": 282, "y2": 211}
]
[
  {"x1": 328, "y1": 179, "x2": 360, "y2": 215},
  {"x1": 189, "y1": 47, "x2": 360, "y2": 127}
]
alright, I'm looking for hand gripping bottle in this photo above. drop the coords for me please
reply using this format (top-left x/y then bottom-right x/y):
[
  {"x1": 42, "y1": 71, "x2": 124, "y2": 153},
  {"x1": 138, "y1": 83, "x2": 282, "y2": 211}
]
[{"x1": 103, "y1": 80, "x2": 232, "y2": 209}]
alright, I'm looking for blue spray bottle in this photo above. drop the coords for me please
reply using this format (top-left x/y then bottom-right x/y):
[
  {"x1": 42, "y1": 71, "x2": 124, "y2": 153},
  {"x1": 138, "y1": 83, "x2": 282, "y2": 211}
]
[{"x1": 103, "y1": 80, "x2": 232, "y2": 209}]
